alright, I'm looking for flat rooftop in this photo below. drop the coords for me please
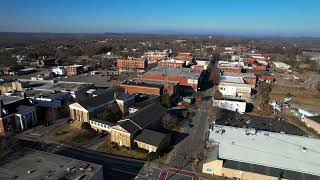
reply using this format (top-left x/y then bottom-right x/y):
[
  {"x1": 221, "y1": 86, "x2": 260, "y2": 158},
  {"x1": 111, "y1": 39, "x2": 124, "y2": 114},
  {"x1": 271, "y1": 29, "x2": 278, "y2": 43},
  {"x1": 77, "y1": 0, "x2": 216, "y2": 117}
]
[
  {"x1": 215, "y1": 110, "x2": 306, "y2": 135},
  {"x1": 143, "y1": 66, "x2": 201, "y2": 79},
  {"x1": 25, "y1": 90, "x2": 69, "y2": 100},
  {"x1": 220, "y1": 76, "x2": 244, "y2": 84},
  {"x1": 0, "y1": 95, "x2": 23, "y2": 105},
  {"x1": 121, "y1": 81, "x2": 163, "y2": 88},
  {"x1": 223, "y1": 72, "x2": 256, "y2": 78},
  {"x1": 35, "y1": 81, "x2": 92, "y2": 92},
  {"x1": 210, "y1": 125, "x2": 320, "y2": 177},
  {"x1": 0, "y1": 148, "x2": 102, "y2": 180},
  {"x1": 68, "y1": 64, "x2": 83, "y2": 67}
]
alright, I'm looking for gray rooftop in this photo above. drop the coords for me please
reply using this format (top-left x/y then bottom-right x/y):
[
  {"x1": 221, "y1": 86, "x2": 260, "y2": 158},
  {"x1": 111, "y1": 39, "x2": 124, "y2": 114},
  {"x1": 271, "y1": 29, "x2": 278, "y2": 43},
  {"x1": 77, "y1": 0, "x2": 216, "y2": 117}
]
[
  {"x1": 0, "y1": 95, "x2": 24, "y2": 105},
  {"x1": 210, "y1": 125, "x2": 320, "y2": 177},
  {"x1": 143, "y1": 66, "x2": 202, "y2": 80},
  {"x1": 34, "y1": 81, "x2": 92, "y2": 92},
  {"x1": 0, "y1": 148, "x2": 102, "y2": 180}
]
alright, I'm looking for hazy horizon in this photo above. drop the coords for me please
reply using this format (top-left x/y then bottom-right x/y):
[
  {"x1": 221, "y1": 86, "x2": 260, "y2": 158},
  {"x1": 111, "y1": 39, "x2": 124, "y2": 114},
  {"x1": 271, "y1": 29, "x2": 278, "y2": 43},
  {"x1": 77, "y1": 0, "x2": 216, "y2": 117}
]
[{"x1": 1, "y1": 0, "x2": 320, "y2": 37}]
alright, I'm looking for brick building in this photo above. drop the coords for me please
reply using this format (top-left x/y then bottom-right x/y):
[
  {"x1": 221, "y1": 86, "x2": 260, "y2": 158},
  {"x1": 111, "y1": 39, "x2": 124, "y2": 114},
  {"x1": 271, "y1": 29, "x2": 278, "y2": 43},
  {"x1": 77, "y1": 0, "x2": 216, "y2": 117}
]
[
  {"x1": 120, "y1": 81, "x2": 163, "y2": 96},
  {"x1": 110, "y1": 103, "x2": 166, "y2": 148},
  {"x1": 176, "y1": 52, "x2": 193, "y2": 60},
  {"x1": 139, "y1": 67, "x2": 202, "y2": 92},
  {"x1": 159, "y1": 60, "x2": 185, "y2": 68},
  {"x1": 117, "y1": 59, "x2": 147, "y2": 72},
  {"x1": 66, "y1": 65, "x2": 83, "y2": 75}
]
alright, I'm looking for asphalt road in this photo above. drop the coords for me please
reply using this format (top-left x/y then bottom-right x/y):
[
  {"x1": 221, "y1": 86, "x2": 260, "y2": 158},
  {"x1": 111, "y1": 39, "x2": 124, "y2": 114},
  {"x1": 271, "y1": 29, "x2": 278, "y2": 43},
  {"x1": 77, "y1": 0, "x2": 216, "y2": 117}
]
[
  {"x1": 170, "y1": 88, "x2": 213, "y2": 171},
  {"x1": 15, "y1": 138, "x2": 160, "y2": 180}
]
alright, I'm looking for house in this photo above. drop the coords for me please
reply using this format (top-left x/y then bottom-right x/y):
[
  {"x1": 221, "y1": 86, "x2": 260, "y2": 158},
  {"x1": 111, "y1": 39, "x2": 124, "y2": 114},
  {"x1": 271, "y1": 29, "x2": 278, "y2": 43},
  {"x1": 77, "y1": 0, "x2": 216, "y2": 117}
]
[
  {"x1": 0, "y1": 95, "x2": 37, "y2": 136},
  {"x1": 110, "y1": 103, "x2": 166, "y2": 148},
  {"x1": 69, "y1": 87, "x2": 124, "y2": 123},
  {"x1": 203, "y1": 125, "x2": 320, "y2": 180},
  {"x1": 134, "y1": 129, "x2": 171, "y2": 152},
  {"x1": 301, "y1": 116, "x2": 320, "y2": 134}
]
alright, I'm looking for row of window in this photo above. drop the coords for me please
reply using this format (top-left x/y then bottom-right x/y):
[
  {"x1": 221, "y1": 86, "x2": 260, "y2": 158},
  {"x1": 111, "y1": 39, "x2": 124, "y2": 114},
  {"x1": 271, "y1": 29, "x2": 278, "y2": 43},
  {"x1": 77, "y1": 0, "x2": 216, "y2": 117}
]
[{"x1": 90, "y1": 120, "x2": 110, "y2": 129}]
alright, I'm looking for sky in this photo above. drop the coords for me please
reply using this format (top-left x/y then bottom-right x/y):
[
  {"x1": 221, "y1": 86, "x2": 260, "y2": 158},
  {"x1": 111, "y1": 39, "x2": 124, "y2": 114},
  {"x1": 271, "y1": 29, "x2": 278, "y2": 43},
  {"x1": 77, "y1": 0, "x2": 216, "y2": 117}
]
[{"x1": 0, "y1": 0, "x2": 320, "y2": 37}]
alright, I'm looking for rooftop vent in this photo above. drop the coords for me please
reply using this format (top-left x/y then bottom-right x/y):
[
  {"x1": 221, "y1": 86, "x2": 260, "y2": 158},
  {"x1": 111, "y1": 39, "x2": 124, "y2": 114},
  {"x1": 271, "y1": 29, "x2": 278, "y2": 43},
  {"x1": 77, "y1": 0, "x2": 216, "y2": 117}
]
[{"x1": 302, "y1": 147, "x2": 307, "y2": 152}]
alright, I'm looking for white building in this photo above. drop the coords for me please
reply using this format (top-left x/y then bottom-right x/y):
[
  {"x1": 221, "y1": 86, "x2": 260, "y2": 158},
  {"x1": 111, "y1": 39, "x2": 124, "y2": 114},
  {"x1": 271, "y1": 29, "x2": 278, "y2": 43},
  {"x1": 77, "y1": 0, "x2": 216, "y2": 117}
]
[
  {"x1": 212, "y1": 99, "x2": 246, "y2": 114},
  {"x1": 52, "y1": 66, "x2": 67, "y2": 75},
  {"x1": 204, "y1": 125, "x2": 320, "y2": 179},
  {"x1": 273, "y1": 62, "x2": 291, "y2": 70},
  {"x1": 218, "y1": 83, "x2": 251, "y2": 98}
]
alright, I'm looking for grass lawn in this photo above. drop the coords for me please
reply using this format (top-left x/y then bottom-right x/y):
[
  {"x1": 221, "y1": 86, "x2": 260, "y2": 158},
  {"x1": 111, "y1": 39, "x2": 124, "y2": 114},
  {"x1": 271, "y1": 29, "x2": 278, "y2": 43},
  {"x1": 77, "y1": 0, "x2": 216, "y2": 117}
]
[
  {"x1": 96, "y1": 141, "x2": 148, "y2": 160},
  {"x1": 270, "y1": 84, "x2": 320, "y2": 113},
  {"x1": 46, "y1": 124, "x2": 96, "y2": 145}
]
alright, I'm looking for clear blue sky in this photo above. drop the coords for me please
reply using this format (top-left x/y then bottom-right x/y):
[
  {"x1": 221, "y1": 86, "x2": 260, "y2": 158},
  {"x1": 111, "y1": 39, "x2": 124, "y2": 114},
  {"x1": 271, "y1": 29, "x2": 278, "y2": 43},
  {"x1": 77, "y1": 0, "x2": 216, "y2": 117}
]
[{"x1": 1, "y1": 0, "x2": 320, "y2": 36}]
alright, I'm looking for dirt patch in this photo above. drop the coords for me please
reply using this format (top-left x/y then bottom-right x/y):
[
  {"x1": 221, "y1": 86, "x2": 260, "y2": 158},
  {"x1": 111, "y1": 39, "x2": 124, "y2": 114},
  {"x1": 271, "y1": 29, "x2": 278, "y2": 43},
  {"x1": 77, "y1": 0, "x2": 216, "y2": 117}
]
[
  {"x1": 270, "y1": 84, "x2": 320, "y2": 113},
  {"x1": 46, "y1": 124, "x2": 96, "y2": 145}
]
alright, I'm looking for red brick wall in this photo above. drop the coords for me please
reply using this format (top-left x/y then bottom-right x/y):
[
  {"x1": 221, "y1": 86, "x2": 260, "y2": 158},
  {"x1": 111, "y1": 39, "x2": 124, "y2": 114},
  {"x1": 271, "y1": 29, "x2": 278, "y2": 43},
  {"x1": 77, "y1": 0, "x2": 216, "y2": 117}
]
[
  {"x1": 253, "y1": 65, "x2": 267, "y2": 71},
  {"x1": 120, "y1": 84, "x2": 161, "y2": 95},
  {"x1": 192, "y1": 66, "x2": 204, "y2": 72},
  {"x1": 140, "y1": 75, "x2": 197, "y2": 90},
  {"x1": 243, "y1": 77, "x2": 257, "y2": 89},
  {"x1": 117, "y1": 59, "x2": 146, "y2": 70},
  {"x1": 220, "y1": 67, "x2": 242, "y2": 73},
  {"x1": 159, "y1": 62, "x2": 183, "y2": 68}
]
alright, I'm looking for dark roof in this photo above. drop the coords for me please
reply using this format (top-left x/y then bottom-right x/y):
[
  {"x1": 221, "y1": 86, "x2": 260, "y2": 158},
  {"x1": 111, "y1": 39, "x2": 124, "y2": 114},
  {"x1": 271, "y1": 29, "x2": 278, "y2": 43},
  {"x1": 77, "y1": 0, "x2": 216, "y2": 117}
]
[
  {"x1": 134, "y1": 129, "x2": 169, "y2": 147},
  {"x1": 119, "y1": 120, "x2": 141, "y2": 134},
  {"x1": 122, "y1": 81, "x2": 163, "y2": 88},
  {"x1": 16, "y1": 105, "x2": 35, "y2": 114},
  {"x1": 78, "y1": 87, "x2": 124, "y2": 109},
  {"x1": 0, "y1": 95, "x2": 24, "y2": 105},
  {"x1": 308, "y1": 116, "x2": 320, "y2": 124},
  {"x1": 116, "y1": 93, "x2": 134, "y2": 101},
  {"x1": 130, "y1": 95, "x2": 160, "y2": 109},
  {"x1": 126, "y1": 102, "x2": 166, "y2": 128},
  {"x1": 223, "y1": 160, "x2": 320, "y2": 180},
  {"x1": 215, "y1": 110, "x2": 306, "y2": 136}
]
